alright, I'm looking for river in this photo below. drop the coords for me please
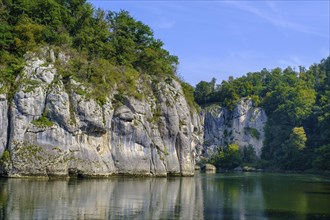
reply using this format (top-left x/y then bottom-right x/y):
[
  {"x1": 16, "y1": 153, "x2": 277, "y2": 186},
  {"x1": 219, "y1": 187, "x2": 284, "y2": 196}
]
[{"x1": 0, "y1": 172, "x2": 329, "y2": 219}]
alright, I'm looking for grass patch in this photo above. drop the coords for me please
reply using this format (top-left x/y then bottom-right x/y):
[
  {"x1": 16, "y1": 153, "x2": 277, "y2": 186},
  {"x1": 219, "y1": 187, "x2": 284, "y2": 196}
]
[
  {"x1": 16, "y1": 144, "x2": 44, "y2": 162},
  {"x1": 32, "y1": 115, "x2": 54, "y2": 128},
  {"x1": 23, "y1": 79, "x2": 41, "y2": 93},
  {"x1": 0, "y1": 84, "x2": 8, "y2": 94},
  {"x1": 96, "y1": 95, "x2": 106, "y2": 106}
]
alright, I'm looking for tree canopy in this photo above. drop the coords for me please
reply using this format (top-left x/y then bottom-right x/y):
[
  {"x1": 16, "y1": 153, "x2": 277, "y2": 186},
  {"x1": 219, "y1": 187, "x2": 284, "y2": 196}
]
[{"x1": 0, "y1": 0, "x2": 180, "y2": 99}]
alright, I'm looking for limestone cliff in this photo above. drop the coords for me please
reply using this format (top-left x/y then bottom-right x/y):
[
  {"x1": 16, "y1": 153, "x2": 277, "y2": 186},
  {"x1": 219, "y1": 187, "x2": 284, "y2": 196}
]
[
  {"x1": 200, "y1": 98, "x2": 267, "y2": 160},
  {"x1": 0, "y1": 49, "x2": 203, "y2": 177},
  {"x1": 0, "y1": 89, "x2": 7, "y2": 157}
]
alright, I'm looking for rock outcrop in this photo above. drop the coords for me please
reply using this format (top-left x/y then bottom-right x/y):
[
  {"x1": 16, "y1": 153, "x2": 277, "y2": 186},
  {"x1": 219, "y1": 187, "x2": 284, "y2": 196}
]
[
  {"x1": 0, "y1": 87, "x2": 7, "y2": 156},
  {"x1": 0, "y1": 49, "x2": 203, "y2": 177},
  {"x1": 201, "y1": 98, "x2": 267, "y2": 159}
]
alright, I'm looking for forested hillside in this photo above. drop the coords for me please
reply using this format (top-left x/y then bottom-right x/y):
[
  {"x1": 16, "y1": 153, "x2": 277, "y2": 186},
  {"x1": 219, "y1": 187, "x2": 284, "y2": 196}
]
[{"x1": 195, "y1": 57, "x2": 330, "y2": 171}]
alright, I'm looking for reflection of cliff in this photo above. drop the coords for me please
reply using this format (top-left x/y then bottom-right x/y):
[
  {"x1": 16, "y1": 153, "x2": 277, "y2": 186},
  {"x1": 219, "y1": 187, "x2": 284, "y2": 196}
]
[{"x1": 0, "y1": 177, "x2": 204, "y2": 219}]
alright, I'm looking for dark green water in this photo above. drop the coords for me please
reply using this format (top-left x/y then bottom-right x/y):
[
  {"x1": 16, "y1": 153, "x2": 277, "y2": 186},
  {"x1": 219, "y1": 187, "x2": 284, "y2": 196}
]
[{"x1": 0, "y1": 173, "x2": 329, "y2": 219}]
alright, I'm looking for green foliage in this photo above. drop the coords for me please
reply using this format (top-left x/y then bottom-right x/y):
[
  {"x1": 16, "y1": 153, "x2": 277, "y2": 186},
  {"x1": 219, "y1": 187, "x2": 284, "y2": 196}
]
[
  {"x1": 275, "y1": 127, "x2": 308, "y2": 170},
  {"x1": 113, "y1": 93, "x2": 126, "y2": 105},
  {"x1": 23, "y1": 79, "x2": 40, "y2": 93},
  {"x1": 16, "y1": 144, "x2": 44, "y2": 162},
  {"x1": 209, "y1": 144, "x2": 241, "y2": 169},
  {"x1": 313, "y1": 145, "x2": 330, "y2": 170},
  {"x1": 32, "y1": 110, "x2": 54, "y2": 128},
  {"x1": 14, "y1": 16, "x2": 44, "y2": 53},
  {"x1": 244, "y1": 127, "x2": 260, "y2": 140},
  {"x1": 0, "y1": 53, "x2": 25, "y2": 98},
  {"x1": 32, "y1": 116, "x2": 54, "y2": 128},
  {"x1": 96, "y1": 96, "x2": 106, "y2": 106},
  {"x1": 180, "y1": 81, "x2": 199, "y2": 111},
  {"x1": 194, "y1": 81, "x2": 212, "y2": 105},
  {"x1": 240, "y1": 145, "x2": 257, "y2": 164},
  {"x1": 0, "y1": 150, "x2": 11, "y2": 163},
  {"x1": 1, "y1": 1, "x2": 178, "y2": 106},
  {"x1": 289, "y1": 127, "x2": 307, "y2": 150}
]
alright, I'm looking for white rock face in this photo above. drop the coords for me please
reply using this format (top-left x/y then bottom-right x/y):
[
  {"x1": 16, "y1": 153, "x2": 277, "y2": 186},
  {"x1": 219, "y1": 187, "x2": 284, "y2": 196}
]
[
  {"x1": 0, "y1": 91, "x2": 7, "y2": 156},
  {"x1": 203, "y1": 98, "x2": 267, "y2": 157},
  {"x1": 0, "y1": 49, "x2": 203, "y2": 177}
]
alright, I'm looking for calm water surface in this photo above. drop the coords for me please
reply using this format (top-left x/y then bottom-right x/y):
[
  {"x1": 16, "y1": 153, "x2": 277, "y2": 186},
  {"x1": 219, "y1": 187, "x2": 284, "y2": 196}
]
[{"x1": 0, "y1": 172, "x2": 329, "y2": 219}]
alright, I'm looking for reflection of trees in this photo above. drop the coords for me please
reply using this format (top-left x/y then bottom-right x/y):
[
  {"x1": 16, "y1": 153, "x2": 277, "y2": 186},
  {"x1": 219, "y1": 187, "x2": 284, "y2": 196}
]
[
  {"x1": 259, "y1": 174, "x2": 327, "y2": 219},
  {"x1": 202, "y1": 173, "x2": 265, "y2": 219},
  {"x1": 1, "y1": 177, "x2": 204, "y2": 219},
  {"x1": 0, "y1": 179, "x2": 8, "y2": 219}
]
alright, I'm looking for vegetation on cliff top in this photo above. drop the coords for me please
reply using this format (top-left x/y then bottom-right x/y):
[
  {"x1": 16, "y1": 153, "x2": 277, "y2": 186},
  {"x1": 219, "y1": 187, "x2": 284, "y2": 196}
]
[{"x1": 0, "y1": 0, "x2": 197, "y2": 109}]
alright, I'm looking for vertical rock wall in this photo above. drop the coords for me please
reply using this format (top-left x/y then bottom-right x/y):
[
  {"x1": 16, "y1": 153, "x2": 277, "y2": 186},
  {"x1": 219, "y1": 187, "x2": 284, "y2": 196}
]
[
  {"x1": 202, "y1": 98, "x2": 267, "y2": 158},
  {"x1": 0, "y1": 88, "x2": 7, "y2": 156}
]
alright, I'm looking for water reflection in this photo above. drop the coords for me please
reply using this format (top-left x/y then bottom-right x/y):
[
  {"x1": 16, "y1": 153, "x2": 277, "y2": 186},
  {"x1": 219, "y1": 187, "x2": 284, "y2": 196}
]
[
  {"x1": 0, "y1": 173, "x2": 329, "y2": 220},
  {"x1": 0, "y1": 177, "x2": 204, "y2": 219},
  {"x1": 201, "y1": 173, "x2": 267, "y2": 219}
]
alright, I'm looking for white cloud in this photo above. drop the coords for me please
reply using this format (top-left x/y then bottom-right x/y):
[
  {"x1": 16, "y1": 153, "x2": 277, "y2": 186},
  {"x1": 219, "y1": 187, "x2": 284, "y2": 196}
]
[{"x1": 278, "y1": 56, "x2": 304, "y2": 68}]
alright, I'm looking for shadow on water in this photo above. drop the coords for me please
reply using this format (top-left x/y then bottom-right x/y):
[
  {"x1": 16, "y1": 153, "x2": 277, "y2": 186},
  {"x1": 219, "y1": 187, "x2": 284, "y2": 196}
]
[{"x1": 0, "y1": 173, "x2": 329, "y2": 219}]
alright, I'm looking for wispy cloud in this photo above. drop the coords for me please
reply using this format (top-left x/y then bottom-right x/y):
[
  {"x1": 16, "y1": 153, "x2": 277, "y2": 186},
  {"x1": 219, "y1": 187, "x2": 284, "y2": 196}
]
[
  {"x1": 134, "y1": 3, "x2": 177, "y2": 30},
  {"x1": 266, "y1": 1, "x2": 280, "y2": 14},
  {"x1": 180, "y1": 51, "x2": 265, "y2": 85},
  {"x1": 278, "y1": 56, "x2": 304, "y2": 68},
  {"x1": 155, "y1": 19, "x2": 176, "y2": 29},
  {"x1": 224, "y1": 1, "x2": 329, "y2": 38}
]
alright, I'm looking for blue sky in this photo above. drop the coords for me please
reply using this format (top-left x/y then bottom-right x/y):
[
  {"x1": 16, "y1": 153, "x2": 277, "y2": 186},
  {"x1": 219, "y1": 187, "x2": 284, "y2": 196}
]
[{"x1": 88, "y1": 0, "x2": 330, "y2": 86}]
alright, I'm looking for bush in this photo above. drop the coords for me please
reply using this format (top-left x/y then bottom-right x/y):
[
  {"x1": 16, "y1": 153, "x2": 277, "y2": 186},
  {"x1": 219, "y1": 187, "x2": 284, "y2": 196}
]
[
  {"x1": 209, "y1": 143, "x2": 241, "y2": 169},
  {"x1": 180, "y1": 81, "x2": 199, "y2": 111},
  {"x1": 244, "y1": 127, "x2": 260, "y2": 140},
  {"x1": 0, "y1": 150, "x2": 10, "y2": 162},
  {"x1": 32, "y1": 115, "x2": 54, "y2": 128}
]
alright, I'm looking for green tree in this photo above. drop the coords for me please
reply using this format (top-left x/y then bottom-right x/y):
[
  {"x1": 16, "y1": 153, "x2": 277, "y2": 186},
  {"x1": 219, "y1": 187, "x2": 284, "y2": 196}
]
[
  {"x1": 194, "y1": 81, "x2": 211, "y2": 105},
  {"x1": 279, "y1": 127, "x2": 307, "y2": 170},
  {"x1": 240, "y1": 145, "x2": 257, "y2": 164},
  {"x1": 210, "y1": 77, "x2": 216, "y2": 93},
  {"x1": 13, "y1": 16, "x2": 44, "y2": 53},
  {"x1": 290, "y1": 127, "x2": 307, "y2": 150},
  {"x1": 313, "y1": 145, "x2": 330, "y2": 170}
]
